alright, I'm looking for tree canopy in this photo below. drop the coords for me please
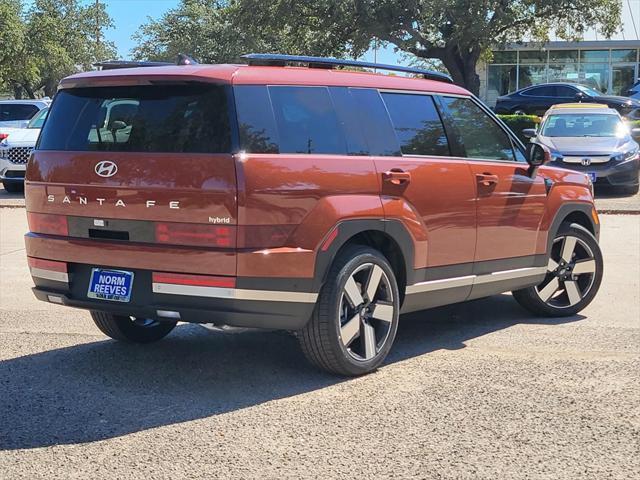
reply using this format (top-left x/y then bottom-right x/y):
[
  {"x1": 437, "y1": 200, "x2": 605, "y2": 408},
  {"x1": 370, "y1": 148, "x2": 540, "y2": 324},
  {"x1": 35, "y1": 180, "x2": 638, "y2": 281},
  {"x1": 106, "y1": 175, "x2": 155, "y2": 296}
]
[
  {"x1": 134, "y1": 0, "x2": 623, "y2": 94},
  {"x1": 0, "y1": 0, "x2": 116, "y2": 98}
]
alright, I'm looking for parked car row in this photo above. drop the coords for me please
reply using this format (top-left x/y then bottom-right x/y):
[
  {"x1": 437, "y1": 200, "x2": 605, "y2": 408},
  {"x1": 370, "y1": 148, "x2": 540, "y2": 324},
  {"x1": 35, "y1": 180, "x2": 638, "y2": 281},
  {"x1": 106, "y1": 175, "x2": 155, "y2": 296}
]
[
  {"x1": 495, "y1": 82, "x2": 640, "y2": 119},
  {"x1": 522, "y1": 104, "x2": 640, "y2": 194}
]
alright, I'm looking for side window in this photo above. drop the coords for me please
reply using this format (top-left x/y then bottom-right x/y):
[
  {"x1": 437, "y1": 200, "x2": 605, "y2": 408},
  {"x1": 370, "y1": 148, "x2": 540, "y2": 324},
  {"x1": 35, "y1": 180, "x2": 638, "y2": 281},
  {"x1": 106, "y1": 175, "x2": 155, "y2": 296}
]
[
  {"x1": 268, "y1": 86, "x2": 347, "y2": 154},
  {"x1": 440, "y1": 97, "x2": 518, "y2": 162},
  {"x1": 329, "y1": 87, "x2": 369, "y2": 155},
  {"x1": 235, "y1": 86, "x2": 279, "y2": 153},
  {"x1": 524, "y1": 86, "x2": 555, "y2": 97},
  {"x1": 349, "y1": 88, "x2": 401, "y2": 156},
  {"x1": 556, "y1": 86, "x2": 577, "y2": 98},
  {"x1": 381, "y1": 93, "x2": 450, "y2": 156}
]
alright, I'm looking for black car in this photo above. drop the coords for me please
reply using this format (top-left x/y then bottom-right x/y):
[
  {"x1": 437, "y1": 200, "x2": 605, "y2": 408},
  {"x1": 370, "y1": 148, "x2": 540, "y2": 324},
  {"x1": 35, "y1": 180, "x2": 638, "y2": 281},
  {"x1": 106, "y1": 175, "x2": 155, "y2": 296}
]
[{"x1": 495, "y1": 83, "x2": 640, "y2": 119}]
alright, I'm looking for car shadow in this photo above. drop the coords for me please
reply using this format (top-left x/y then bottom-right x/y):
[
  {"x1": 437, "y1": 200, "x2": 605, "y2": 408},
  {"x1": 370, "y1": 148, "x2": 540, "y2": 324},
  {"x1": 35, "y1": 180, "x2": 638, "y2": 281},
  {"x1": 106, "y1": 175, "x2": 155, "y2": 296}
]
[{"x1": 0, "y1": 294, "x2": 584, "y2": 450}]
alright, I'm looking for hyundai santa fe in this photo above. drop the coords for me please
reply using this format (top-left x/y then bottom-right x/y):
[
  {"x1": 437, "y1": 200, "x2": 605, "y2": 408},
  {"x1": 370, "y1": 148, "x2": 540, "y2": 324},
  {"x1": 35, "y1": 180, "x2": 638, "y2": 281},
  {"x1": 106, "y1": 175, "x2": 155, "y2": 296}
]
[{"x1": 25, "y1": 54, "x2": 604, "y2": 376}]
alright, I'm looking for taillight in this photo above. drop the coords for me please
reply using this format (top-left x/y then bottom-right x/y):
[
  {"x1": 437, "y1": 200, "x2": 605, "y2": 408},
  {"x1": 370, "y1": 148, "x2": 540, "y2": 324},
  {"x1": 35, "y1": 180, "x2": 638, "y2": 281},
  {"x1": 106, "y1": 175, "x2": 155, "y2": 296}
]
[
  {"x1": 155, "y1": 222, "x2": 236, "y2": 248},
  {"x1": 0, "y1": 133, "x2": 8, "y2": 141},
  {"x1": 152, "y1": 272, "x2": 236, "y2": 288},
  {"x1": 27, "y1": 212, "x2": 69, "y2": 236}
]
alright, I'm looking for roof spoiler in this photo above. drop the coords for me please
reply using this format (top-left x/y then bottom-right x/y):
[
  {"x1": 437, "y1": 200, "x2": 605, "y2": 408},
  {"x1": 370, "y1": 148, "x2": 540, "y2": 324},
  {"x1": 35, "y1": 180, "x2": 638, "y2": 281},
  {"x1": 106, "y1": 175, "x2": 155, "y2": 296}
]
[
  {"x1": 94, "y1": 54, "x2": 199, "y2": 70},
  {"x1": 241, "y1": 53, "x2": 453, "y2": 83}
]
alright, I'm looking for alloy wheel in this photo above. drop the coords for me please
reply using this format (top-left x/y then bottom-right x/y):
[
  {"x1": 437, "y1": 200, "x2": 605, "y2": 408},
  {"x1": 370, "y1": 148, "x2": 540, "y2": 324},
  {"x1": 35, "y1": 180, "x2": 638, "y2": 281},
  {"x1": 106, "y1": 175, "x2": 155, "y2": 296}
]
[
  {"x1": 338, "y1": 263, "x2": 395, "y2": 361},
  {"x1": 535, "y1": 235, "x2": 597, "y2": 309}
]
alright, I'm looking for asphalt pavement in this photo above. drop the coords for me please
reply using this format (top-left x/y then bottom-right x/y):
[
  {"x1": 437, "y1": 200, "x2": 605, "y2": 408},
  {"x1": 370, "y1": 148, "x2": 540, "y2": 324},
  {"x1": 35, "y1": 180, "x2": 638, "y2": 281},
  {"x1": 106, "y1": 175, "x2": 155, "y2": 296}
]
[{"x1": 0, "y1": 209, "x2": 638, "y2": 479}]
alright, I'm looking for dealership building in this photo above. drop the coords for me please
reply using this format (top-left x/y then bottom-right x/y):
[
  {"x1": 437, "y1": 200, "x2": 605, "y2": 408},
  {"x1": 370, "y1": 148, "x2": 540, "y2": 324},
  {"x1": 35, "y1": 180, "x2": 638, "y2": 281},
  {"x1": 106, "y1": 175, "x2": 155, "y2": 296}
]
[{"x1": 479, "y1": 40, "x2": 640, "y2": 106}]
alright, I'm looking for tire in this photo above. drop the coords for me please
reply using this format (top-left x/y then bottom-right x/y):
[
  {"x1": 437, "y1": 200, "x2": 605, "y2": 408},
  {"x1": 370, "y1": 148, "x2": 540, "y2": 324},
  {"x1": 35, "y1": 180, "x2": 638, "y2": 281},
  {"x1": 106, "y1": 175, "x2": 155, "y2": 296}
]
[
  {"x1": 91, "y1": 311, "x2": 177, "y2": 343},
  {"x1": 512, "y1": 108, "x2": 527, "y2": 115},
  {"x1": 298, "y1": 246, "x2": 400, "y2": 376},
  {"x1": 513, "y1": 223, "x2": 603, "y2": 317},
  {"x1": 2, "y1": 181, "x2": 23, "y2": 193}
]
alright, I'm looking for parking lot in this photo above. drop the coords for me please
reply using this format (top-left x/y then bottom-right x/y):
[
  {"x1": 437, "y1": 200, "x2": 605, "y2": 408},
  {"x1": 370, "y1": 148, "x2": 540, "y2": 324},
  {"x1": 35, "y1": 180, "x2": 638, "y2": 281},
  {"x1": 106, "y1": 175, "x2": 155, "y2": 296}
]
[{"x1": 0, "y1": 207, "x2": 638, "y2": 479}]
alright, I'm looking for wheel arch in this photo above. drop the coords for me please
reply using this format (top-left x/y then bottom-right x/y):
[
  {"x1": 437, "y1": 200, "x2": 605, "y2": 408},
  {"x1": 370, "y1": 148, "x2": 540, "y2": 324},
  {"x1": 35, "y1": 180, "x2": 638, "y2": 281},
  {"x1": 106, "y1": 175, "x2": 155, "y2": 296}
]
[
  {"x1": 313, "y1": 219, "x2": 415, "y2": 304},
  {"x1": 546, "y1": 203, "x2": 599, "y2": 255}
]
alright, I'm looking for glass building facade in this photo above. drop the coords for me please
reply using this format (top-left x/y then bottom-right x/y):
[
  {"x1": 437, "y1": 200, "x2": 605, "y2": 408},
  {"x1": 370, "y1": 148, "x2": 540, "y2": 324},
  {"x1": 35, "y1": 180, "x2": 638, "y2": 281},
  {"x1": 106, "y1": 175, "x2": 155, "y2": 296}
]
[{"x1": 482, "y1": 41, "x2": 640, "y2": 106}]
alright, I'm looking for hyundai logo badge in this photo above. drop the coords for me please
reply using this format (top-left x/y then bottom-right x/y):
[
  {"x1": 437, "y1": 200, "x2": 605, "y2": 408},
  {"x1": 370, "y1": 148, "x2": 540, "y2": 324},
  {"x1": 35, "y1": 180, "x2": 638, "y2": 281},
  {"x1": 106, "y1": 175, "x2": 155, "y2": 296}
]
[{"x1": 95, "y1": 160, "x2": 118, "y2": 178}]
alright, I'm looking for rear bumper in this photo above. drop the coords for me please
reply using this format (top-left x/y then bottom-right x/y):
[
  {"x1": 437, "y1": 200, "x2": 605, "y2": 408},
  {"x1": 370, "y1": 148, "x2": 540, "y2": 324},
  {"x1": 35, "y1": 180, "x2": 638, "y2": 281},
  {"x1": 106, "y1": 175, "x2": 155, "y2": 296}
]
[{"x1": 31, "y1": 263, "x2": 316, "y2": 330}]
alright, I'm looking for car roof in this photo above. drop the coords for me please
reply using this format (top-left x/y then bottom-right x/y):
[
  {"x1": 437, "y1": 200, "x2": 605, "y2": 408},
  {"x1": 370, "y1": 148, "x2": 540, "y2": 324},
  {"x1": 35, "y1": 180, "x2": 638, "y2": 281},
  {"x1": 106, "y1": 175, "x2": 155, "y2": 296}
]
[
  {"x1": 544, "y1": 103, "x2": 619, "y2": 116},
  {"x1": 59, "y1": 64, "x2": 470, "y2": 96},
  {"x1": 0, "y1": 99, "x2": 49, "y2": 105}
]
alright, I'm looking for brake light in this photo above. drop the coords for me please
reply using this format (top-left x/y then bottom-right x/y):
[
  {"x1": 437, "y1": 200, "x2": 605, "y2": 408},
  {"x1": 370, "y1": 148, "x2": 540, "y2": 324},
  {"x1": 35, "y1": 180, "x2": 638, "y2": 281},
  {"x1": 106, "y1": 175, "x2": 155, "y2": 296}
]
[
  {"x1": 152, "y1": 272, "x2": 236, "y2": 288},
  {"x1": 27, "y1": 212, "x2": 68, "y2": 236},
  {"x1": 0, "y1": 133, "x2": 8, "y2": 141},
  {"x1": 27, "y1": 257, "x2": 68, "y2": 273},
  {"x1": 155, "y1": 222, "x2": 236, "y2": 248}
]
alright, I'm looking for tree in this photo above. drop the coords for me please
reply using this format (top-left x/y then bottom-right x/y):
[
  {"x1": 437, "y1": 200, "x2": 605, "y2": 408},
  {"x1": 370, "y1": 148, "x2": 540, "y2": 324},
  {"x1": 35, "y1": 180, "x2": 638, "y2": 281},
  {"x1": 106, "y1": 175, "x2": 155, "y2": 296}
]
[
  {"x1": 132, "y1": 0, "x2": 356, "y2": 62},
  {"x1": 0, "y1": 0, "x2": 116, "y2": 98},
  {"x1": 234, "y1": 0, "x2": 623, "y2": 94},
  {"x1": 0, "y1": 0, "x2": 27, "y2": 97}
]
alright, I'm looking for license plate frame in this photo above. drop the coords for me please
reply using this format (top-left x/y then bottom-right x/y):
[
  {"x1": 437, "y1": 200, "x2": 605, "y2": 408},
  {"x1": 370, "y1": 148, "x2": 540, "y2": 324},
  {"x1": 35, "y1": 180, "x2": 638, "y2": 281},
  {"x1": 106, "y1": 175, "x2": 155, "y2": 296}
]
[{"x1": 87, "y1": 268, "x2": 134, "y2": 303}]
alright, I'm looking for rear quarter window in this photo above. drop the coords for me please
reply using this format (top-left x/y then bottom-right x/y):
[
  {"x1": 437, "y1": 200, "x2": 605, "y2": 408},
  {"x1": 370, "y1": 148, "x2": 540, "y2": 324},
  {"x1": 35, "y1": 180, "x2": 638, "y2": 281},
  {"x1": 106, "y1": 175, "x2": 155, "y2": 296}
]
[{"x1": 38, "y1": 84, "x2": 231, "y2": 153}]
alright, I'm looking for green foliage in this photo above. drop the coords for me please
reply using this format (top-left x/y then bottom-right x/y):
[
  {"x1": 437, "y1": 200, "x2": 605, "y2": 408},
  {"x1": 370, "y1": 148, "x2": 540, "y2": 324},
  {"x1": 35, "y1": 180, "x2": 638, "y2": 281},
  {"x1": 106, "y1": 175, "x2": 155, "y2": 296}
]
[
  {"x1": 497, "y1": 114, "x2": 541, "y2": 142},
  {"x1": 0, "y1": 0, "x2": 116, "y2": 98},
  {"x1": 132, "y1": 0, "x2": 356, "y2": 63},
  {"x1": 231, "y1": 0, "x2": 623, "y2": 94}
]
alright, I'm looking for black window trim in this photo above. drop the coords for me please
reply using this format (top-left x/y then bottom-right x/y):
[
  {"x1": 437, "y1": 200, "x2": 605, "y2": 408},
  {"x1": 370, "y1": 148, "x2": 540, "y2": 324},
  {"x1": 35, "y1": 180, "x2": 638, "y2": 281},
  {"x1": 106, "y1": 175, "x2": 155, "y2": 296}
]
[{"x1": 437, "y1": 93, "x2": 528, "y2": 165}]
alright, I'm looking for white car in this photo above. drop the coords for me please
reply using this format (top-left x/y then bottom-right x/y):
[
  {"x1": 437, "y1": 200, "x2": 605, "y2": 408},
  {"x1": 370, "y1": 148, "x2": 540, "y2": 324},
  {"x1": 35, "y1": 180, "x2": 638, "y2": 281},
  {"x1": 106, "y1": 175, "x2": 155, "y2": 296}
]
[
  {"x1": 0, "y1": 99, "x2": 50, "y2": 129},
  {"x1": 0, "y1": 107, "x2": 48, "y2": 192}
]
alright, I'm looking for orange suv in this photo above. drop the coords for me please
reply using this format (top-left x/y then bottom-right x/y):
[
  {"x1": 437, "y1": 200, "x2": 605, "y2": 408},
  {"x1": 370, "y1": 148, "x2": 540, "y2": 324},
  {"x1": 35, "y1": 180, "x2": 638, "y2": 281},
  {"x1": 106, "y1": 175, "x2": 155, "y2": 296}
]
[{"x1": 25, "y1": 54, "x2": 603, "y2": 376}]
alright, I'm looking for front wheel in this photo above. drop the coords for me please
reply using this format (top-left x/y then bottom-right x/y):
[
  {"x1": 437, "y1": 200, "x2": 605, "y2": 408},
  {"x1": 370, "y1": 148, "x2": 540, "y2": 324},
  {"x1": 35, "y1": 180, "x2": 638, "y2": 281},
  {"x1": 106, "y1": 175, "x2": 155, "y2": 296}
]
[
  {"x1": 513, "y1": 223, "x2": 603, "y2": 317},
  {"x1": 91, "y1": 311, "x2": 177, "y2": 343},
  {"x1": 298, "y1": 246, "x2": 400, "y2": 376}
]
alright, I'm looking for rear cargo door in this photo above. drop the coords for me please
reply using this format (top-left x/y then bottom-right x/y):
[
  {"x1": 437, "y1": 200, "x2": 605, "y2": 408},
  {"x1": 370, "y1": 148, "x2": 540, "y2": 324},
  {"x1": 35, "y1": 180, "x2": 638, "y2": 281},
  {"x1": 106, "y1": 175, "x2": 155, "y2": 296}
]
[{"x1": 26, "y1": 82, "x2": 238, "y2": 276}]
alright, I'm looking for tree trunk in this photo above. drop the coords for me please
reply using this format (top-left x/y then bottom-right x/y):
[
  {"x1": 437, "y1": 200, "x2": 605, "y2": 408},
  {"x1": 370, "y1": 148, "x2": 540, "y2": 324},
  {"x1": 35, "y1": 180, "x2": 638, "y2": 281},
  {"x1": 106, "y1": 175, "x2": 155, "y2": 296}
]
[
  {"x1": 439, "y1": 46, "x2": 481, "y2": 96},
  {"x1": 43, "y1": 78, "x2": 57, "y2": 98},
  {"x1": 12, "y1": 83, "x2": 23, "y2": 99}
]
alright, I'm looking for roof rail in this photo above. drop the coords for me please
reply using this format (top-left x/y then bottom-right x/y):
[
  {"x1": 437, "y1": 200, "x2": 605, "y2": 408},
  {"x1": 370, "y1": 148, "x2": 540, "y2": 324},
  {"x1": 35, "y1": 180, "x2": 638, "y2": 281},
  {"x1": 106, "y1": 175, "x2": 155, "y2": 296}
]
[
  {"x1": 241, "y1": 53, "x2": 453, "y2": 83},
  {"x1": 94, "y1": 54, "x2": 199, "y2": 70}
]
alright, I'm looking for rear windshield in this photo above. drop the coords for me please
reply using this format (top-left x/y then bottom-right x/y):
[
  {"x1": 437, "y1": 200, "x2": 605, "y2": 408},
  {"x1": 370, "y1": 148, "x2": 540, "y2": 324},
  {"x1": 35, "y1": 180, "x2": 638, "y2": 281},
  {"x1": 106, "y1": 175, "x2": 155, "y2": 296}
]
[
  {"x1": 39, "y1": 84, "x2": 231, "y2": 153},
  {"x1": 0, "y1": 103, "x2": 39, "y2": 121},
  {"x1": 541, "y1": 113, "x2": 624, "y2": 137}
]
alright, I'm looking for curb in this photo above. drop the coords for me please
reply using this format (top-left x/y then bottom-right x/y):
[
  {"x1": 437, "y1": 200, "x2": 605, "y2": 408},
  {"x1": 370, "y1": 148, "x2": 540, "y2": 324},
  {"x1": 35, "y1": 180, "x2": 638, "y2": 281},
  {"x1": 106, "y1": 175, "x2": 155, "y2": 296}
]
[{"x1": 597, "y1": 209, "x2": 640, "y2": 215}]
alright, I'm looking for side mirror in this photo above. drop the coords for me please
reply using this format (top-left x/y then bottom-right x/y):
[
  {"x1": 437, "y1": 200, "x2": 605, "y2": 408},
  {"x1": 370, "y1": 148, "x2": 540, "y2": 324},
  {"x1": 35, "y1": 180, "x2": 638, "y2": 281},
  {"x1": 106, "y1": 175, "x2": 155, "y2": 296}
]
[
  {"x1": 525, "y1": 143, "x2": 551, "y2": 177},
  {"x1": 574, "y1": 92, "x2": 587, "y2": 102},
  {"x1": 522, "y1": 128, "x2": 537, "y2": 139},
  {"x1": 110, "y1": 120, "x2": 127, "y2": 131}
]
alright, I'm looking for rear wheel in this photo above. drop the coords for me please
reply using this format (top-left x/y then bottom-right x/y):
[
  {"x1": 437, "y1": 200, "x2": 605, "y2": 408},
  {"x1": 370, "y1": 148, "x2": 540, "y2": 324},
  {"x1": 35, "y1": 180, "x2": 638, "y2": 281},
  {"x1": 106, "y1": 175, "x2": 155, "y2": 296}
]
[
  {"x1": 2, "y1": 181, "x2": 23, "y2": 193},
  {"x1": 298, "y1": 246, "x2": 400, "y2": 376},
  {"x1": 513, "y1": 223, "x2": 603, "y2": 317},
  {"x1": 91, "y1": 311, "x2": 177, "y2": 343}
]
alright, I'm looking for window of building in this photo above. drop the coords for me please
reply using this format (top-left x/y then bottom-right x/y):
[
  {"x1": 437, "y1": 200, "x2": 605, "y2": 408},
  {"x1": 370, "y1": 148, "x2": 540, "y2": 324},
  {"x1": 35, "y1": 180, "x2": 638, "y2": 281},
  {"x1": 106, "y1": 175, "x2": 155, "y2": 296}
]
[
  {"x1": 581, "y1": 63, "x2": 609, "y2": 93},
  {"x1": 491, "y1": 51, "x2": 517, "y2": 63},
  {"x1": 440, "y1": 97, "x2": 517, "y2": 162},
  {"x1": 549, "y1": 50, "x2": 578, "y2": 63},
  {"x1": 487, "y1": 65, "x2": 518, "y2": 98},
  {"x1": 268, "y1": 86, "x2": 347, "y2": 155},
  {"x1": 611, "y1": 49, "x2": 638, "y2": 62},
  {"x1": 519, "y1": 50, "x2": 547, "y2": 63},
  {"x1": 548, "y1": 63, "x2": 579, "y2": 83},
  {"x1": 381, "y1": 93, "x2": 450, "y2": 156},
  {"x1": 518, "y1": 65, "x2": 548, "y2": 88},
  {"x1": 581, "y1": 50, "x2": 610, "y2": 63}
]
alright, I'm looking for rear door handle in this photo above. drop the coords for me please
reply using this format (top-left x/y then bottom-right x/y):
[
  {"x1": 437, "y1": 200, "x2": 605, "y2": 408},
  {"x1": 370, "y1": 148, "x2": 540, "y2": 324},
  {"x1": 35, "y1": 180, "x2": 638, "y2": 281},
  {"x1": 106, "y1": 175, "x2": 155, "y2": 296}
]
[
  {"x1": 383, "y1": 169, "x2": 411, "y2": 185},
  {"x1": 475, "y1": 173, "x2": 499, "y2": 186}
]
